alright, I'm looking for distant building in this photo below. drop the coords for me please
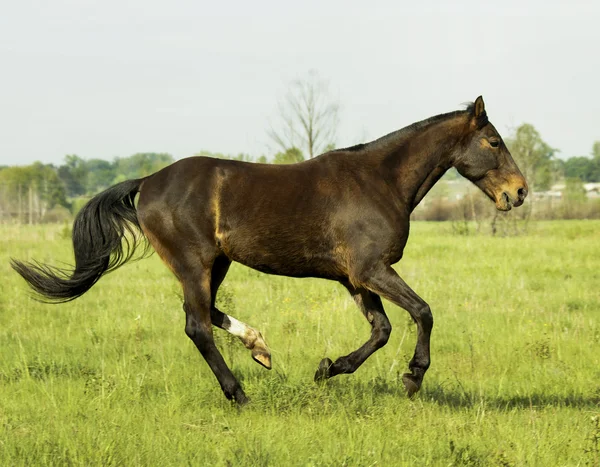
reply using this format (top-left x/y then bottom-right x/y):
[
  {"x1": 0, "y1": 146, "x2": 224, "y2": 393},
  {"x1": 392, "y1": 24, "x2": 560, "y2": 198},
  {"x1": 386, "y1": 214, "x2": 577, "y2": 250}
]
[
  {"x1": 534, "y1": 182, "x2": 600, "y2": 200},
  {"x1": 584, "y1": 183, "x2": 600, "y2": 198},
  {"x1": 533, "y1": 187, "x2": 562, "y2": 200}
]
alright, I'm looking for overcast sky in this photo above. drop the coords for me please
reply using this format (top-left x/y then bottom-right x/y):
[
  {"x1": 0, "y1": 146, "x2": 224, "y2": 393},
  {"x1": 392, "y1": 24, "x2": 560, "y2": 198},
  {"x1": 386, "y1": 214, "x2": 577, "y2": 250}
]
[{"x1": 1, "y1": 0, "x2": 599, "y2": 166}]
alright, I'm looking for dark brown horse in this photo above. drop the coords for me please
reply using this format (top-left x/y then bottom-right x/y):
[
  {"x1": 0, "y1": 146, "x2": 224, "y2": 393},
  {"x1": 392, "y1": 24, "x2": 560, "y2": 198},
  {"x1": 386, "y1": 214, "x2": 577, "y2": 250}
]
[{"x1": 12, "y1": 96, "x2": 527, "y2": 405}]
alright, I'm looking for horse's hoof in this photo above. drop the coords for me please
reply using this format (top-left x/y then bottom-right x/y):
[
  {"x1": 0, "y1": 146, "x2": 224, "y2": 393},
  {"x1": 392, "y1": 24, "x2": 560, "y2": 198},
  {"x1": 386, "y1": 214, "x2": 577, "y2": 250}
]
[
  {"x1": 402, "y1": 373, "x2": 421, "y2": 398},
  {"x1": 248, "y1": 331, "x2": 271, "y2": 369},
  {"x1": 314, "y1": 358, "x2": 333, "y2": 383},
  {"x1": 252, "y1": 349, "x2": 272, "y2": 370},
  {"x1": 233, "y1": 390, "x2": 250, "y2": 407}
]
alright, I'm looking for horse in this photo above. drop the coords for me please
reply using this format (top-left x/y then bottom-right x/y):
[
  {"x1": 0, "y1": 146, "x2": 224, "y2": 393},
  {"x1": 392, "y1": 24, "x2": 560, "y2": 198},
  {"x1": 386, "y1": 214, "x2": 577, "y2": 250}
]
[{"x1": 12, "y1": 96, "x2": 528, "y2": 405}]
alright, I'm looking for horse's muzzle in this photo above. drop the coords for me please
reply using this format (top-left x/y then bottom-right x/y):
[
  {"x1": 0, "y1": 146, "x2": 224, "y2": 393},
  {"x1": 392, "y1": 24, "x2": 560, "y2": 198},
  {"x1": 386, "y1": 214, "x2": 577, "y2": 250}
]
[{"x1": 498, "y1": 185, "x2": 528, "y2": 211}]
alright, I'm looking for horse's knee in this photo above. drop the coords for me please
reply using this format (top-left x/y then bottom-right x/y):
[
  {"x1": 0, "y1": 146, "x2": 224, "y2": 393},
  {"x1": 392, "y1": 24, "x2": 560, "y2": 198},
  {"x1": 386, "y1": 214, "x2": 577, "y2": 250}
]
[{"x1": 419, "y1": 304, "x2": 433, "y2": 332}]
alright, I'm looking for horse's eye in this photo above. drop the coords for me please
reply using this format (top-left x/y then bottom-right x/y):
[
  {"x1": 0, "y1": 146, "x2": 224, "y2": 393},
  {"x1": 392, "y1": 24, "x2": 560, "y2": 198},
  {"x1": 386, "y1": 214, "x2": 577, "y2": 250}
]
[{"x1": 489, "y1": 140, "x2": 500, "y2": 148}]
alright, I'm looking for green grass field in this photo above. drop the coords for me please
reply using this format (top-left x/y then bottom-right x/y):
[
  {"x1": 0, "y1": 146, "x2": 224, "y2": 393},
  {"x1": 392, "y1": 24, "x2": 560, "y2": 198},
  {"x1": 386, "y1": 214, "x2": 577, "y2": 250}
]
[{"x1": 1, "y1": 221, "x2": 599, "y2": 466}]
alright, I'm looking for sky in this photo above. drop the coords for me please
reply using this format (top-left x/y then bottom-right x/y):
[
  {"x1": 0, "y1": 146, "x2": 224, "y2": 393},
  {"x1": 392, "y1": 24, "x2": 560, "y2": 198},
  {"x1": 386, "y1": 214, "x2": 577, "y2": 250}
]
[{"x1": 1, "y1": 0, "x2": 599, "y2": 166}]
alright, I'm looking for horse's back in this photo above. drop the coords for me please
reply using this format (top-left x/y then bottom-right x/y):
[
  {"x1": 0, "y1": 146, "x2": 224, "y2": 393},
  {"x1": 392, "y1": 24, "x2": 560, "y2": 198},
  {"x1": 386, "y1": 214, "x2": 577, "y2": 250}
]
[{"x1": 136, "y1": 155, "x2": 355, "y2": 278}]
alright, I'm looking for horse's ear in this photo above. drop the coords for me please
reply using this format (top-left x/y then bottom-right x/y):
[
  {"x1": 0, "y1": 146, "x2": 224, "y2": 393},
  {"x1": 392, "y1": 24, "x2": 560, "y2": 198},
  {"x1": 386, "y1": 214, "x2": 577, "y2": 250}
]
[{"x1": 473, "y1": 96, "x2": 485, "y2": 117}]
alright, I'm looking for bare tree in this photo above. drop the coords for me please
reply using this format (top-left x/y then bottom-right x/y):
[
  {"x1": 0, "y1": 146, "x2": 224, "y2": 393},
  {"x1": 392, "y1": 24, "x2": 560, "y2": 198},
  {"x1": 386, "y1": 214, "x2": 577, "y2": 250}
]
[{"x1": 268, "y1": 71, "x2": 340, "y2": 159}]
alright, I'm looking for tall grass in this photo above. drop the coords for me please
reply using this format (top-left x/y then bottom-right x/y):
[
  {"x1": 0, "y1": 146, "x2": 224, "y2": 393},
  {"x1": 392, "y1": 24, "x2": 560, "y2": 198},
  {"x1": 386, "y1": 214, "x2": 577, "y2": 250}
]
[{"x1": 1, "y1": 221, "x2": 599, "y2": 465}]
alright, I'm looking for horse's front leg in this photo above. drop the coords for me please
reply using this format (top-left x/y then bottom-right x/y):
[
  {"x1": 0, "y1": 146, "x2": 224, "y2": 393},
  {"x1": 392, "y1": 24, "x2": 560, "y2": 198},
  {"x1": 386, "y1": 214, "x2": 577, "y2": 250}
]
[
  {"x1": 354, "y1": 264, "x2": 433, "y2": 396},
  {"x1": 314, "y1": 282, "x2": 391, "y2": 382}
]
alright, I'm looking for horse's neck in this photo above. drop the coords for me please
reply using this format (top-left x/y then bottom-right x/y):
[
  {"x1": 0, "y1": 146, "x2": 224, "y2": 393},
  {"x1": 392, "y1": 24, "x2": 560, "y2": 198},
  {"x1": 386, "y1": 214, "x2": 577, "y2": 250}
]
[
  {"x1": 410, "y1": 164, "x2": 450, "y2": 210},
  {"x1": 381, "y1": 117, "x2": 467, "y2": 212}
]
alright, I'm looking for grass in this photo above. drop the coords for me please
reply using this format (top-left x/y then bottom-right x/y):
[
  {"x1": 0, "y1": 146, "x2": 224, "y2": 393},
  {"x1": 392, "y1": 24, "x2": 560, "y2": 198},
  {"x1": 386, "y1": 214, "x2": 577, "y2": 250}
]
[{"x1": 1, "y1": 220, "x2": 599, "y2": 466}]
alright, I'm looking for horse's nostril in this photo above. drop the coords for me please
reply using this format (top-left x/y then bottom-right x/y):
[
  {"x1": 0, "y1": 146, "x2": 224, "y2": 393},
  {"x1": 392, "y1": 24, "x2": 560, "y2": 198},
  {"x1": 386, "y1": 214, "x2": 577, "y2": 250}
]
[{"x1": 517, "y1": 187, "x2": 528, "y2": 200}]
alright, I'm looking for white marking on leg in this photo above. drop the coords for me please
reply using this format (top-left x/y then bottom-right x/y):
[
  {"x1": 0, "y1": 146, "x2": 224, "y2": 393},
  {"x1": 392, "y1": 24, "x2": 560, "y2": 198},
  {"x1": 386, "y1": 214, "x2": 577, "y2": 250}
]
[
  {"x1": 224, "y1": 315, "x2": 252, "y2": 343},
  {"x1": 219, "y1": 313, "x2": 261, "y2": 349},
  {"x1": 218, "y1": 312, "x2": 272, "y2": 369}
]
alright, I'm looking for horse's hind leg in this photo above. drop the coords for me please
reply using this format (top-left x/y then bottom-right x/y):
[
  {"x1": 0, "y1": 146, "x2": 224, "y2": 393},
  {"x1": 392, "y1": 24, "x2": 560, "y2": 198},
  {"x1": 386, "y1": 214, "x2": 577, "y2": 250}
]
[
  {"x1": 137, "y1": 205, "x2": 246, "y2": 403},
  {"x1": 315, "y1": 282, "x2": 391, "y2": 381},
  {"x1": 181, "y1": 266, "x2": 248, "y2": 404},
  {"x1": 210, "y1": 257, "x2": 272, "y2": 369}
]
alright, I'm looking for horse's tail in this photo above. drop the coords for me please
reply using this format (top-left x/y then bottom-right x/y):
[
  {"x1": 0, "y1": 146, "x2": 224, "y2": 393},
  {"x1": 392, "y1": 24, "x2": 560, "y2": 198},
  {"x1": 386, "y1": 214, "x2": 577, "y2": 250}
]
[{"x1": 11, "y1": 178, "x2": 149, "y2": 303}]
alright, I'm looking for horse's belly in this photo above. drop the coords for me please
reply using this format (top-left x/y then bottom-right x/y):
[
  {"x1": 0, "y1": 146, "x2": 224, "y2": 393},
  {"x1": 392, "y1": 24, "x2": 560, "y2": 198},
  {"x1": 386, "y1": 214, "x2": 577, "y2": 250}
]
[{"x1": 221, "y1": 233, "x2": 345, "y2": 280}]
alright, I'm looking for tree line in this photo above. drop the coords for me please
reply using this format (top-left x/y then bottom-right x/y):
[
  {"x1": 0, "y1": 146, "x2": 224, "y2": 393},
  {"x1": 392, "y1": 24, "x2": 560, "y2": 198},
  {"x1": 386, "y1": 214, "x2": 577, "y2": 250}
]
[{"x1": 0, "y1": 153, "x2": 177, "y2": 222}]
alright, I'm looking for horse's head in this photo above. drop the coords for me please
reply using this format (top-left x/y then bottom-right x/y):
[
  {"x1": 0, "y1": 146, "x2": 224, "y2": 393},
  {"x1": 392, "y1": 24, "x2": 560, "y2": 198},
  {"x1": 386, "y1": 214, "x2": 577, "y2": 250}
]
[{"x1": 454, "y1": 96, "x2": 528, "y2": 211}]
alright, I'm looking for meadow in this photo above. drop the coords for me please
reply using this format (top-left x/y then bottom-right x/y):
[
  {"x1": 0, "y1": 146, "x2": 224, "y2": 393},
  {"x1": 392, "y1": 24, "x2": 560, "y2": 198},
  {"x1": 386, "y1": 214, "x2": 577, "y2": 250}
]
[{"x1": 1, "y1": 221, "x2": 599, "y2": 466}]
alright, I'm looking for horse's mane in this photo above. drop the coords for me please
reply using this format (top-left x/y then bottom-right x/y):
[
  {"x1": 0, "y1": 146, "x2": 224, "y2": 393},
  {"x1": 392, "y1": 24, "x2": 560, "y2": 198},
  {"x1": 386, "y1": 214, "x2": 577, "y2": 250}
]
[{"x1": 335, "y1": 102, "x2": 486, "y2": 153}]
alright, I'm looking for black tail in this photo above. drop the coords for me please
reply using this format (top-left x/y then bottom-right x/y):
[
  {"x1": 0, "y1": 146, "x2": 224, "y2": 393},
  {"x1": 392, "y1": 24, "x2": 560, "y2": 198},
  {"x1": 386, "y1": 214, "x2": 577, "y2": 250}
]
[{"x1": 11, "y1": 178, "x2": 148, "y2": 303}]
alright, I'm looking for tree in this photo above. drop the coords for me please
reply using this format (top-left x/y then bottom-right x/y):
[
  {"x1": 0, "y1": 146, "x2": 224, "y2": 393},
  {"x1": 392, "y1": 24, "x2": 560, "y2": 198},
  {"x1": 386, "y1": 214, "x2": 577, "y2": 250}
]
[
  {"x1": 58, "y1": 155, "x2": 88, "y2": 197},
  {"x1": 0, "y1": 163, "x2": 67, "y2": 222},
  {"x1": 273, "y1": 147, "x2": 304, "y2": 164},
  {"x1": 593, "y1": 141, "x2": 600, "y2": 160},
  {"x1": 591, "y1": 141, "x2": 600, "y2": 181},
  {"x1": 564, "y1": 156, "x2": 595, "y2": 182},
  {"x1": 29, "y1": 162, "x2": 68, "y2": 209},
  {"x1": 268, "y1": 70, "x2": 339, "y2": 159},
  {"x1": 505, "y1": 124, "x2": 557, "y2": 191},
  {"x1": 562, "y1": 142, "x2": 600, "y2": 183},
  {"x1": 113, "y1": 153, "x2": 174, "y2": 183},
  {"x1": 86, "y1": 159, "x2": 116, "y2": 193}
]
